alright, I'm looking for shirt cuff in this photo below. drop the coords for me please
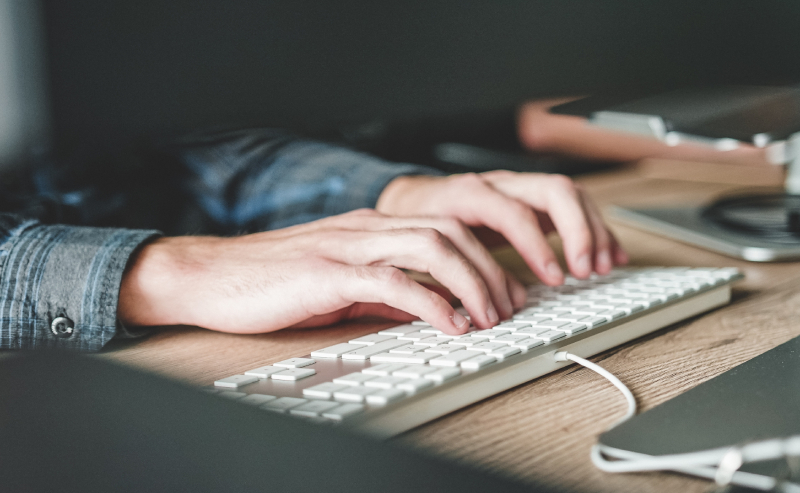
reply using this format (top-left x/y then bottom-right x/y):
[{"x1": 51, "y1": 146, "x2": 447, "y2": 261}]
[{"x1": 0, "y1": 218, "x2": 160, "y2": 351}]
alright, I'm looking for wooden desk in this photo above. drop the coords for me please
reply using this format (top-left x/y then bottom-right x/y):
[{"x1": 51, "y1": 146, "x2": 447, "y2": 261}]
[{"x1": 102, "y1": 160, "x2": 800, "y2": 493}]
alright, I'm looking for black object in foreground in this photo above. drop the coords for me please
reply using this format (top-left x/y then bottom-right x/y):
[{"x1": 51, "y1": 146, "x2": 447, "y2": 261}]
[{"x1": 0, "y1": 352, "x2": 561, "y2": 493}]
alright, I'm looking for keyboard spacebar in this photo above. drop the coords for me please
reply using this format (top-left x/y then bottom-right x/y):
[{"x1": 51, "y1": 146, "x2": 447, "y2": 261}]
[{"x1": 341, "y1": 340, "x2": 407, "y2": 360}]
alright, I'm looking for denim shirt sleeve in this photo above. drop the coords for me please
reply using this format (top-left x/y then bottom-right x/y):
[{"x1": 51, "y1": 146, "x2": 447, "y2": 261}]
[
  {"x1": 177, "y1": 128, "x2": 445, "y2": 232},
  {"x1": 0, "y1": 214, "x2": 160, "y2": 351}
]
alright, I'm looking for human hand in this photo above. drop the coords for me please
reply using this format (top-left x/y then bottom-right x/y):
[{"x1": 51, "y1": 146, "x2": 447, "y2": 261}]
[
  {"x1": 118, "y1": 209, "x2": 527, "y2": 335},
  {"x1": 376, "y1": 171, "x2": 628, "y2": 285}
]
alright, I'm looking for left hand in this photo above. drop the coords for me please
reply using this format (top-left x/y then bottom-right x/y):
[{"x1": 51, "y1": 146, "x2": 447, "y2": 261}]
[{"x1": 376, "y1": 171, "x2": 628, "y2": 285}]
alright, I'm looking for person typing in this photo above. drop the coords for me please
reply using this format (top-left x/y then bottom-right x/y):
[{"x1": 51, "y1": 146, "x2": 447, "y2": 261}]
[{"x1": 0, "y1": 128, "x2": 625, "y2": 350}]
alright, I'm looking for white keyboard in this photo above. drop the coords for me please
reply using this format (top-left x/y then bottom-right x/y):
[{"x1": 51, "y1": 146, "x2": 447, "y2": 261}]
[{"x1": 206, "y1": 267, "x2": 743, "y2": 437}]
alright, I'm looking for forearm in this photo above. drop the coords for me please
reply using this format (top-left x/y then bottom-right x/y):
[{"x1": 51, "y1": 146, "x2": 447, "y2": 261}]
[{"x1": 177, "y1": 128, "x2": 444, "y2": 234}]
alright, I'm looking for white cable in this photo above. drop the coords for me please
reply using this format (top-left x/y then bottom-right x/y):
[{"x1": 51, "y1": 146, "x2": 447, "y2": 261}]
[
  {"x1": 553, "y1": 351, "x2": 636, "y2": 428},
  {"x1": 553, "y1": 350, "x2": 800, "y2": 492}
]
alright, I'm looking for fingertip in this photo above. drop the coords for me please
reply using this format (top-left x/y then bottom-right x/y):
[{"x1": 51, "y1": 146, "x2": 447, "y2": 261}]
[
  {"x1": 451, "y1": 310, "x2": 469, "y2": 332},
  {"x1": 507, "y1": 276, "x2": 527, "y2": 310},
  {"x1": 570, "y1": 254, "x2": 591, "y2": 279},
  {"x1": 544, "y1": 261, "x2": 565, "y2": 285},
  {"x1": 596, "y1": 250, "x2": 612, "y2": 275}
]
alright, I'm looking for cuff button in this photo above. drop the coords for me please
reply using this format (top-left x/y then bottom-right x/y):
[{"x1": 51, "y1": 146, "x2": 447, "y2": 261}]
[{"x1": 51, "y1": 316, "x2": 75, "y2": 338}]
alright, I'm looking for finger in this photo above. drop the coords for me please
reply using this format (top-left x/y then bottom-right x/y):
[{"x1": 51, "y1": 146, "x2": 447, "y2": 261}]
[
  {"x1": 323, "y1": 228, "x2": 500, "y2": 328},
  {"x1": 505, "y1": 269, "x2": 527, "y2": 310},
  {"x1": 457, "y1": 187, "x2": 564, "y2": 286},
  {"x1": 529, "y1": 175, "x2": 597, "y2": 278},
  {"x1": 350, "y1": 216, "x2": 515, "y2": 320},
  {"x1": 576, "y1": 187, "x2": 614, "y2": 275},
  {"x1": 338, "y1": 265, "x2": 471, "y2": 334},
  {"x1": 577, "y1": 187, "x2": 628, "y2": 268}
]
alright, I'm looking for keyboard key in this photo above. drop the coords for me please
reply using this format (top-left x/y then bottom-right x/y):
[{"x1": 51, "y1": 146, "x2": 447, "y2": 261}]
[
  {"x1": 366, "y1": 388, "x2": 406, "y2": 406},
  {"x1": 511, "y1": 338, "x2": 544, "y2": 352},
  {"x1": 244, "y1": 366, "x2": 287, "y2": 379},
  {"x1": 555, "y1": 323, "x2": 588, "y2": 335},
  {"x1": 492, "y1": 334, "x2": 531, "y2": 345},
  {"x1": 397, "y1": 331, "x2": 436, "y2": 341},
  {"x1": 461, "y1": 354, "x2": 497, "y2": 370},
  {"x1": 494, "y1": 322, "x2": 531, "y2": 331},
  {"x1": 581, "y1": 317, "x2": 608, "y2": 329},
  {"x1": 430, "y1": 350, "x2": 484, "y2": 367},
  {"x1": 273, "y1": 358, "x2": 315, "y2": 368},
  {"x1": 513, "y1": 314, "x2": 556, "y2": 323},
  {"x1": 322, "y1": 403, "x2": 365, "y2": 421},
  {"x1": 333, "y1": 373, "x2": 376, "y2": 386},
  {"x1": 471, "y1": 329, "x2": 511, "y2": 339},
  {"x1": 530, "y1": 330, "x2": 566, "y2": 343},
  {"x1": 364, "y1": 376, "x2": 409, "y2": 389},
  {"x1": 389, "y1": 344, "x2": 426, "y2": 354},
  {"x1": 418, "y1": 327, "x2": 443, "y2": 334},
  {"x1": 311, "y1": 343, "x2": 363, "y2": 359},
  {"x1": 362, "y1": 363, "x2": 406, "y2": 376},
  {"x1": 413, "y1": 336, "x2": 450, "y2": 347},
  {"x1": 333, "y1": 386, "x2": 379, "y2": 403},
  {"x1": 424, "y1": 367, "x2": 461, "y2": 383},
  {"x1": 488, "y1": 346, "x2": 521, "y2": 360},
  {"x1": 341, "y1": 339, "x2": 408, "y2": 360},
  {"x1": 424, "y1": 344, "x2": 466, "y2": 354},
  {"x1": 396, "y1": 378, "x2": 434, "y2": 394},
  {"x1": 271, "y1": 368, "x2": 316, "y2": 381},
  {"x1": 370, "y1": 352, "x2": 438, "y2": 364},
  {"x1": 469, "y1": 342, "x2": 508, "y2": 353},
  {"x1": 349, "y1": 334, "x2": 398, "y2": 345},
  {"x1": 553, "y1": 313, "x2": 590, "y2": 322},
  {"x1": 530, "y1": 320, "x2": 570, "y2": 329},
  {"x1": 411, "y1": 320, "x2": 431, "y2": 326},
  {"x1": 219, "y1": 391, "x2": 247, "y2": 400},
  {"x1": 239, "y1": 394, "x2": 276, "y2": 406},
  {"x1": 214, "y1": 375, "x2": 259, "y2": 388},
  {"x1": 303, "y1": 383, "x2": 349, "y2": 399},
  {"x1": 393, "y1": 365, "x2": 438, "y2": 378},
  {"x1": 515, "y1": 326, "x2": 554, "y2": 336},
  {"x1": 595, "y1": 309, "x2": 627, "y2": 320},
  {"x1": 450, "y1": 335, "x2": 485, "y2": 346},
  {"x1": 437, "y1": 328, "x2": 476, "y2": 339},
  {"x1": 378, "y1": 324, "x2": 421, "y2": 336},
  {"x1": 290, "y1": 400, "x2": 342, "y2": 417},
  {"x1": 261, "y1": 397, "x2": 307, "y2": 413}
]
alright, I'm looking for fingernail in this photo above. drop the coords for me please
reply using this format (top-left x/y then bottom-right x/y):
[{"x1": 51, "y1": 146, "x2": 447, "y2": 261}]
[
  {"x1": 451, "y1": 311, "x2": 468, "y2": 330},
  {"x1": 486, "y1": 305, "x2": 499, "y2": 325},
  {"x1": 597, "y1": 250, "x2": 611, "y2": 272},
  {"x1": 576, "y1": 254, "x2": 591, "y2": 275},
  {"x1": 546, "y1": 261, "x2": 563, "y2": 280}
]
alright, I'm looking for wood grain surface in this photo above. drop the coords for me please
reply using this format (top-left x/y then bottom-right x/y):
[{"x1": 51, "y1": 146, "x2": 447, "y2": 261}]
[{"x1": 102, "y1": 160, "x2": 800, "y2": 493}]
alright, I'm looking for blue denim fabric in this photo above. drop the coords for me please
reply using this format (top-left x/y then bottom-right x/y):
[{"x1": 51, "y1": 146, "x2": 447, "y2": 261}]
[{"x1": 0, "y1": 129, "x2": 443, "y2": 350}]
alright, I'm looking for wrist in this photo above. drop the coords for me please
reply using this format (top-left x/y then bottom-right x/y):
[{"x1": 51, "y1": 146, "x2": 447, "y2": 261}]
[
  {"x1": 118, "y1": 236, "x2": 215, "y2": 327},
  {"x1": 376, "y1": 174, "x2": 439, "y2": 216}
]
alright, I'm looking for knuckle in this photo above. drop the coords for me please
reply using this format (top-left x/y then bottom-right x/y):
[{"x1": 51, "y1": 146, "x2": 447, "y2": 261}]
[
  {"x1": 370, "y1": 266, "x2": 408, "y2": 286},
  {"x1": 549, "y1": 174, "x2": 577, "y2": 193},
  {"x1": 439, "y1": 217, "x2": 468, "y2": 237},
  {"x1": 452, "y1": 172, "x2": 486, "y2": 189},
  {"x1": 414, "y1": 227, "x2": 448, "y2": 248}
]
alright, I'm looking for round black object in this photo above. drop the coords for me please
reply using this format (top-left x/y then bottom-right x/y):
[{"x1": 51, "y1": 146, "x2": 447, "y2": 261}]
[{"x1": 702, "y1": 193, "x2": 800, "y2": 243}]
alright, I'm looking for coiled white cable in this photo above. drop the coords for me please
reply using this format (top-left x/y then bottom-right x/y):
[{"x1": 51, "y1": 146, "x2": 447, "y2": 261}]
[{"x1": 553, "y1": 351, "x2": 800, "y2": 492}]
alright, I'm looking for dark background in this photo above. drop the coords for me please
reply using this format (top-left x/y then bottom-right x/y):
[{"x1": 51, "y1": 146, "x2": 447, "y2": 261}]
[{"x1": 41, "y1": 0, "x2": 797, "y2": 161}]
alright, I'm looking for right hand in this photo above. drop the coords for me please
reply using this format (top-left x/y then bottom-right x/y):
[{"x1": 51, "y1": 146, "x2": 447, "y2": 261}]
[{"x1": 118, "y1": 209, "x2": 528, "y2": 335}]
